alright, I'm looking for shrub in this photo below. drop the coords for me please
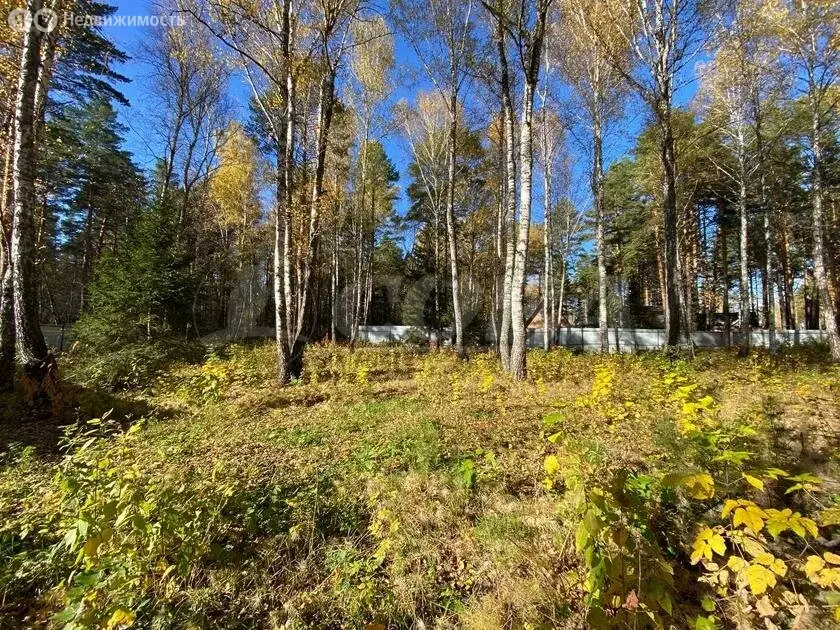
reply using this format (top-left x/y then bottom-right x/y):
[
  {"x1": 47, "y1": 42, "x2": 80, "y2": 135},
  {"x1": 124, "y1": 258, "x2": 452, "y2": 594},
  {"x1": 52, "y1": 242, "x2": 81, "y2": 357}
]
[{"x1": 64, "y1": 340, "x2": 204, "y2": 390}]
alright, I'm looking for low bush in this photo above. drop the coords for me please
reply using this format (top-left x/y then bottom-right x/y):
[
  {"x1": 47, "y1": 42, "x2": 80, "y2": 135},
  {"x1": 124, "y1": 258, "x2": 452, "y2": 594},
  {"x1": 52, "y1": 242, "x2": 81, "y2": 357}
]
[
  {"x1": 1, "y1": 344, "x2": 838, "y2": 628},
  {"x1": 64, "y1": 340, "x2": 205, "y2": 391}
]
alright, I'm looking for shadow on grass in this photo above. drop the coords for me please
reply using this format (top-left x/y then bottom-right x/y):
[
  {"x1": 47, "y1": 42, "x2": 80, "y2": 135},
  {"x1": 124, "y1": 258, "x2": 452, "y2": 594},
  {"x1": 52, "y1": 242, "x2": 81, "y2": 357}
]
[
  {"x1": 0, "y1": 340, "x2": 209, "y2": 459},
  {"x1": 0, "y1": 380, "x2": 167, "y2": 460}
]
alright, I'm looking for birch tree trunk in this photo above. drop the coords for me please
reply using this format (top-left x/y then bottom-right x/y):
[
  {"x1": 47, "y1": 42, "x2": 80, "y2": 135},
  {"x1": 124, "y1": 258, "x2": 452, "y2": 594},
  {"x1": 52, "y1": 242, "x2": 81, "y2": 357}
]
[
  {"x1": 492, "y1": 115, "x2": 504, "y2": 346},
  {"x1": 296, "y1": 68, "x2": 337, "y2": 344},
  {"x1": 660, "y1": 116, "x2": 681, "y2": 349},
  {"x1": 350, "y1": 126, "x2": 370, "y2": 346},
  {"x1": 499, "y1": 114, "x2": 516, "y2": 367},
  {"x1": 11, "y1": 0, "x2": 50, "y2": 373},
  {"x1": 446, "y1": 90, "x2": 465, "y2": 358},
  {"x1": 810, "y1": 98, "x2": 840, "y2": 360},
  {"x1": 433, "y1": 199, "x2": 441, "y2": 344},
  {"x1": 509, "y1": 80, "x2": 537, "y2": 380},
  {"x1": 720, "y1": 199, "x2": 731, "y2": 347},
  {"x1": 0, "y1": 116, "x2": 13, "y2": 391},
  {"x1": 285, "y1": 69, "x2": 302, "y2": 377},
  {"x1": 593, "y1": 106, "x2": 609, "y2": 353},
  {"x1": 274, "y1": 0, "x2": 293, "y2": 384},
  {"x1": 275, "y1": 169, "x2": 291, "y2": 383},
  {"x1": 494, "y1": 19, "x2": 516, "y2": 370},
  {"x1": 557, "y1": 256, "x2": 566, "y2": 327},
  {"x1": 330, "y1": 227, "x2": 338, "y2": 342},
  {"x1": 556, "y1": 208, "x2": 573, "y2": 328},
  {"x1": 541, "y1": 125, "x2": 553, "y2": 351},
  {"x1": 737, "y1": 131, "x2": 751, "y2": 357},
  {"x1": 780, "y1": 223, "x2": 794, "y2": 329},
  {"x1": 755, "y1": 112, "x2": 777, "y2": 348}
]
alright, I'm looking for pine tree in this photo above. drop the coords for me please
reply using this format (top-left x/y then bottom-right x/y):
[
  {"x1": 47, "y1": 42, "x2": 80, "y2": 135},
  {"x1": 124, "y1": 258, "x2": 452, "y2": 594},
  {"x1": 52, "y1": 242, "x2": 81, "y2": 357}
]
[
  {"x1": 74, "y1": 201, "x2": 193, "y2": 351},
  {"x1": 43, "y1": 98, "x2": 144, "y2": 322}
]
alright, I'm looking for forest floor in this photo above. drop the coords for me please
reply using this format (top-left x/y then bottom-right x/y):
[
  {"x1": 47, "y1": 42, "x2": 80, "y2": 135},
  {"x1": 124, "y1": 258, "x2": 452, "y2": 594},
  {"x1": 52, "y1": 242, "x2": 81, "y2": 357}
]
[{"x1": 1, "y1": 343, "x2": 840, "y2": 629}]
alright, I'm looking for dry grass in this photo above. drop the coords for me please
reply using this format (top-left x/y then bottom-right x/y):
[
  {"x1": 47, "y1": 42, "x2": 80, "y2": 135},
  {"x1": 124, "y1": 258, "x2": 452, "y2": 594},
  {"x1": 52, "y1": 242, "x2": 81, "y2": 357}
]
[{"x1": 1, "y1": 343, "x2": 838, "y2": 628}]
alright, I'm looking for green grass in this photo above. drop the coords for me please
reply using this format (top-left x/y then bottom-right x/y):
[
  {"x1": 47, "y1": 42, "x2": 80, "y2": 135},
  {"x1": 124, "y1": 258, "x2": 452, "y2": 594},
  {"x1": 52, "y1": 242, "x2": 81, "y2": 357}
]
[{"x1": 1, "y1": 343, "x2": 839, "y2": 628}]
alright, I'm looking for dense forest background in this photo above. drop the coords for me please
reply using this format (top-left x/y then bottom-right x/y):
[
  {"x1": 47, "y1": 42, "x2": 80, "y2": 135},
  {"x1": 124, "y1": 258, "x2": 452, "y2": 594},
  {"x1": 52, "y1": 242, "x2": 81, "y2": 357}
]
[{"x1": 1, "y1": 0, "x2": 839, "y2": 392}]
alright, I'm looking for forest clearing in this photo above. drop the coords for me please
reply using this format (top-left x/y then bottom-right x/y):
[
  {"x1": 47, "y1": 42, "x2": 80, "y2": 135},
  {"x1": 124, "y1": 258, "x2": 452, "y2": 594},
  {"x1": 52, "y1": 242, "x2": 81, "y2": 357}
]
[
  {"x1": 2, "y1": 344, "x2": 840, "y2": 628},
  {"x1": 2, "y1": 0, "x2": 840, "y2": 627}
]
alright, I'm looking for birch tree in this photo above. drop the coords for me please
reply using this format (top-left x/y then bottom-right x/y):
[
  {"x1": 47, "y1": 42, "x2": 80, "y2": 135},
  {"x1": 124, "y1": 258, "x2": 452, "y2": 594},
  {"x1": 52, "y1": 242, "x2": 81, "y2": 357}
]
[
  {"x1": 346, "y1": 16, "x2": 394, "y2": 344},
  {"x1": 698, "y1": 0, "x2": 784, "y2": 355},
  {"x1": 142, "y1": 17, "x2": 229, "y2": 236},
  {"x1": 185, "y1": 0, "x2": 294, "y2": 380},
  {"x1": 0, "y1": 2, "x2": 19, "y2": 391},
  {"x1": 392, "y1": 0, "x2": 477, "y2": 358},
  {"x1": 398, "y1": 93, "x2": 450, "y2": 343},
  {"x1": 557, "y1": 0, "x2": 627, "y2": 352},
  {"x1": 775, "y1": 0, "x2": 840, "y2": 360},
  {"x1": 594, "y1": 0, "x2": 707, "y2": 350},
  {"x1": 536, "y1": 104, "x2": 561, "y2": 349},
  {"x1": 190, "y1": 0, "x2": 363, "y2": 380},
  {"x1": 486, "y1": 0, "x2": 552, "y2": 379},
  {"x1": 11, "y1": 0, "x2": 56, "y2": 386},
  {"x1": 483, "y1": 0, "x2": 518, "y2": 369},
  {"x1": 293, "y1": 0, "x2": 361, "y2": 366}
]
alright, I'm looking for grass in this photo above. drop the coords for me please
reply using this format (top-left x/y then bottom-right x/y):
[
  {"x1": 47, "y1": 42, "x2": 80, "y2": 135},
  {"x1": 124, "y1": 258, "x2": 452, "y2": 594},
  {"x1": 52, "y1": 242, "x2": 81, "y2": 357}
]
[{"x1": 1, "y1": 343, "x2": 839, "y2": 628}]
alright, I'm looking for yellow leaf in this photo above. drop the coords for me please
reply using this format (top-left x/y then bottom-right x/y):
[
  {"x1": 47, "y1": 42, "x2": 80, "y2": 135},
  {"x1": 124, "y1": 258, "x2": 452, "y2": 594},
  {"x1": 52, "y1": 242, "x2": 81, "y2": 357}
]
[
  {"x1": 733, "y1": 506, "x2": 766, "y2": 534},
  {"x1": 820, "y1": 507, "x2": 840, "y2": 526},
  {"x1": 770, "y1": 558, "x2": 787, "y2": 577},
  {"x1": 794, "y1": 516, "x2": 819, "y2": 538},
  {"x1": 745, "y1": 563, "x2": 776, "y2": 595},
  {"x1": 682, "y1": 473, "x2": 715, "y2": 499},
  {"x1": 727, "y1": 555, "x2": 747, "y2": 572},
  {"x1": 722, "y1": 499, "x2": 754, "y2": 518},
  {"x1": 664, "y1": 471, "x2": 715, "y2": 499},
  {"x1": 691, "y1": 526, "x2": 726, "y2": 564},
  {"x1": 804, "y1": 555, "x2": 825, "y2": 576},
  {"x1": 721, "y1": 499, "x2": 739, "y2": 518},
  {"x1": 107, "y1": 608, "x2": 136, "y2": 629},
  {"x1": 710, "y1": 533, "x2": 726, "y2": 556},
  {"x1": 740, "y1": 534, "x2": 767, "y2": 558},
  {"x1": 544, "y1": 455, "x2": 560, "y2": 476},
  {"x1": 743, "y1": 474, "x2": 764, "y2": 490},
  {"x1": 824, "y1": 552, "x2": 840, "y2": 566},
  {"x1": 754, "y1": 552, "x2": 775, "y2": 566},
  {"x1": 816, "y1": 567, "x2": 840, "y2": 588},
  {"x1": 765, "y1": 509, "x2": 792, "y2": 537}
]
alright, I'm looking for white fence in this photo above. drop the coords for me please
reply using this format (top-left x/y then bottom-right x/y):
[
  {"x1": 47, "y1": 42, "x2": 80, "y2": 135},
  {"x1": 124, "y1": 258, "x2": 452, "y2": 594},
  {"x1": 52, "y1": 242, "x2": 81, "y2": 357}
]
[
  {"x1": 356, "y1": 325, "x2": 827, "y2": 351},
  {"x1": 44, "y1": 322, "x2": 826, "y2": 352},
  {"x1": 356, "y1": 325, "x2": 448, "y2": 344},
  {"x1": 526, "y1": 327, "x2": 827, "y2": 352}
]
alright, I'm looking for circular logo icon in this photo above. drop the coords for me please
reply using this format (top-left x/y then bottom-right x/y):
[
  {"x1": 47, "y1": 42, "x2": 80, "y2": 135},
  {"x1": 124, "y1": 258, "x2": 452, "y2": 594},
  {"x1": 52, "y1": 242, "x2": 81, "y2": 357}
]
[
  {"x1": 7, "y1": 7, "x2": 26, "y2": 32},
  {"x1": 34, "y1": 7, "x2": 58, "y2": 33},
  {"x1": 7, "y1": 7, "x2": 58, "y2": 34}
]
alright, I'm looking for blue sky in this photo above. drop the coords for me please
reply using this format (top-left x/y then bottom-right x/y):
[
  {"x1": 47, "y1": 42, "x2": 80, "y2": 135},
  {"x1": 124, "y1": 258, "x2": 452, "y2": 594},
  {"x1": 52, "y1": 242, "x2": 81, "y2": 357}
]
[
  {"x1": 100, "y1": 0, "x2": 700, "y2": 249},
  {"x1": 102, "y1": 0, "x2": 421, "y2": 227}
]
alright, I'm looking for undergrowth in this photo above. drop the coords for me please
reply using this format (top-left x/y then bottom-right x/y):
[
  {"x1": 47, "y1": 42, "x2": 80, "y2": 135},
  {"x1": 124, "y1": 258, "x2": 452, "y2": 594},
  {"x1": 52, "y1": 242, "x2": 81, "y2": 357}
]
[{"x1": 1, "y1": 344, "x2": 838, "y2": 628}]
